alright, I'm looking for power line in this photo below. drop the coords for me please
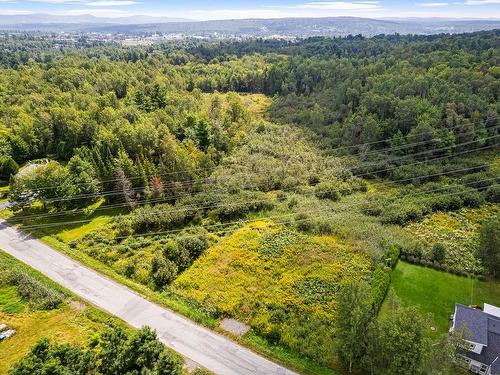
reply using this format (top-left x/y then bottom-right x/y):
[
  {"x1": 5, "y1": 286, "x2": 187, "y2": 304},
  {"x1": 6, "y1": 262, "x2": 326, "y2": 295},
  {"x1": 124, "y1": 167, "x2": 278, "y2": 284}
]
[
  {"x1": 15, "y1": 123, "x2": 500, "y2": 193},
  {"x1": 35, "y1": 139, "x2": 499, "y2": 205},
  {"x1": 105, "y1": 182, "x2": 500, "y2": 242},
  {"x1": 17, "y1": 176, "x2": 497, "y2": 231},
  {"x1": 8, "y1": 161, "x2": 497, "y2": 223}
]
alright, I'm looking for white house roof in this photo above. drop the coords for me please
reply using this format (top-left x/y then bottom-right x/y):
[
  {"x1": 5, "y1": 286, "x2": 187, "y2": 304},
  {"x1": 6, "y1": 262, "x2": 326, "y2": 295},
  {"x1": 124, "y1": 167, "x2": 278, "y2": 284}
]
[{"x1": 485, "y1": 304, "x2": 500, "y2": 319}]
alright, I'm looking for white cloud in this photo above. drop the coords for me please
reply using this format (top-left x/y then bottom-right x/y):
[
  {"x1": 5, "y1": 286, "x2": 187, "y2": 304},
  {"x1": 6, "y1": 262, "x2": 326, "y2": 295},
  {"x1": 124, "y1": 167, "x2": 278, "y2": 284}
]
[
  {"x1": 418, "y1": 2, "x2": 449, "y2": 6},
  {"x1": 86, "y1": 1, "x2": 139, "y2": 6},
  {"x1": 30, "y1": 0, "x2": 139, "y2": 5},
  {"x1": 463, "y1": 0, "x2": 500, "y2": 4},
  {"x1": 187, "y1": 9, "x2": 297, "y2": 19},
  {"x1": 296, "y1": 1, "x2": 381, "y2": 10},
  {"x1": 0, "y1": 9, "x2": 35, "y2": 14},
  {"x1": 30, "y1": 0, "x2": 81, "y2": 3}
]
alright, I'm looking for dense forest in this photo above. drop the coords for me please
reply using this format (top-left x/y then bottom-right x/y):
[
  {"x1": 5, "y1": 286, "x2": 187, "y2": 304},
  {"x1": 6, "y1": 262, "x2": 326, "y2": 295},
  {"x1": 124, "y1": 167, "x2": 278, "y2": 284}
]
[{"x1": 0, "y1": 30, "x2": 499, "y2": 374}]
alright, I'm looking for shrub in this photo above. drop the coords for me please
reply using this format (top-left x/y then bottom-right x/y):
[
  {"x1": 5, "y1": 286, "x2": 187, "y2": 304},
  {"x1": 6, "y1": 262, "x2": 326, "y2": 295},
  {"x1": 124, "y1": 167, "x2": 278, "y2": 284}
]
[
  {"x1": 486, "y1": 185, "x2": 500, "y2": 203},
  {"x1": 315, "y1": 220, "x2": 334, "y2": 235},
  {"x1": 150, "y1": 254, "x2": 178, "y2": 289},
  {"x1": 381, "y1": 203, "x2": 423, "y2": 225},
  {"x1": 177, "y1": 235, "x2": 209, "y2": 259},
  {"x1": 295, "y1": 213, "x2": 315, "y2": 232},
  {"x1": 123, "y1": 203, "x2": 196, "y2": 234},
  {"x1": 276, "y1": 191, "x2": 288, "y2": 202},
  {"x1": 461, "y1": 190, "x2": 485, "y2": 208},
  {"x1": 362, "y1": 201, "x2": 383, "y2": 216},
  {"x1": 314, "y1": 182, "x2": 341, "y2": 201},
  {"x1": 411, "y1": 244, "x2": 424, "y2": 258},
  {"x1": 431, "y1": 243, "x2": 446, "y2": 263},
  {"x1": 426, "y1": 194, "x2": 464, "y2": 212},
  {"x1": 9, "y1": 270, "x2": 64, "y2": 310},
  {"x1": 212, "y1": 193, "x2": 274, "y2": 221},
  {"x1": 382, "y1": 245, "x2": 400, "y2": 269},
  {"x1": 478, "y1": 216, "x2": 500, "y2": 278},
  {"x1": 162, "y1": 241, "x2": 191, "y2": 272},
  {"x1": 460, "y1": 172, "x2": 496, "y2": 191},
  {"x1": 287, "y1": 197, "x2": 299, "y2": 209},
  {"x1": 11, "y1": 326, "x2": 183, "y2": 375},
  {"x1": 0, "y1": 156, "x2": 19, "y2": 180}
]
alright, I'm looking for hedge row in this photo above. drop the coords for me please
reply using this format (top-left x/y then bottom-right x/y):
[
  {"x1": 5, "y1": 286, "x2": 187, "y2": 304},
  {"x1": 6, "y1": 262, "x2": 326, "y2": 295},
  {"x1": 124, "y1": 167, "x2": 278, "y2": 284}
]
[
  {"x1": 371, "y1": 245, "x2": 401, "y2": 312},
  {"x1": 400, "y1": 254, "x2": 486, "y2": 280}
]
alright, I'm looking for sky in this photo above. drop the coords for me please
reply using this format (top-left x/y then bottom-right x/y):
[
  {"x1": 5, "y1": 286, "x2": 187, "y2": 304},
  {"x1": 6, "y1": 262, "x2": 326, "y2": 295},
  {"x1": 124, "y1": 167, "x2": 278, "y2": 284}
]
[{"x1": 0, "y1": 0, "x2": 499, "y2": 20}]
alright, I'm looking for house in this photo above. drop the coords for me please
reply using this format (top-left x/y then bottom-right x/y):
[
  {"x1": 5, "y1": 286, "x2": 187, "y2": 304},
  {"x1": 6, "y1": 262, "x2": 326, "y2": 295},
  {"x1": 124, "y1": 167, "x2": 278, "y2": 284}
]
[{"x1": 451, "y1": 303, "x2": 500, "y2": 375}]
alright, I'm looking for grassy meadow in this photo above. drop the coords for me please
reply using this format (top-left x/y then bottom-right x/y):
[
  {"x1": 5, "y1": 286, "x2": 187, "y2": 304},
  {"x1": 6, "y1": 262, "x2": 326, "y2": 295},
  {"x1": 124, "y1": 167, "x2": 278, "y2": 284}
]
[
  {"x1": 173, "y1": 220, "x2": 371, "y2": 366},
  {"x1": 404, "y1": 205, "x2": 500, "y2": 274}
]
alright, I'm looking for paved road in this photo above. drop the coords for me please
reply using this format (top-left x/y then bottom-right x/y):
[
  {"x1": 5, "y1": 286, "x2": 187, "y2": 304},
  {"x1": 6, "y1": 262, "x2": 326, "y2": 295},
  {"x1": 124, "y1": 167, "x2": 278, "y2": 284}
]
[
  {"x1": 0, "y1": 220, "x2": 297, "y2": 375},
  {"x1": 0, "y1": 201, "x2": 12, "y2": 210}
]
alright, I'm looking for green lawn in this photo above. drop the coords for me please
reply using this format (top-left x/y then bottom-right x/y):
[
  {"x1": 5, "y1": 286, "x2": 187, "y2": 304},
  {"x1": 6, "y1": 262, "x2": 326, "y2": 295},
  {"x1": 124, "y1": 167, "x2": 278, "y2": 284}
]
[
  {"x1": 0, "y1": 184, "x2": 8, "y2": 204},
  {"x1": 7, "y1": 204, "x2": 125, "y2": 242},
  {"x1": 382, "y1": 261, "x2": 500, "y2": 334},
  {"x1": 0, "y1": 285, "x2": 26, "y2": 314}
]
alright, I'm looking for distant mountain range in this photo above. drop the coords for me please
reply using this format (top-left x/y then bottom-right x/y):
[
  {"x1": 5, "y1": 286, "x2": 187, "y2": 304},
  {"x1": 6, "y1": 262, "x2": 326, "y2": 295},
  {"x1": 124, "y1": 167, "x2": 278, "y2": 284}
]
[
  {"x1": 0, "y1": 14, "x2": 189, "y2": 26},
  {"x1": 0, "y1": 15, "x2": 499, "y2": 37}
]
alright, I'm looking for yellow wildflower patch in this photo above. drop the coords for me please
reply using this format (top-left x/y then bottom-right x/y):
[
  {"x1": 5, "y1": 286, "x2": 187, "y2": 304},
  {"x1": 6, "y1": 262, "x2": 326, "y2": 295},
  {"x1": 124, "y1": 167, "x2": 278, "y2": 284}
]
[{"x1": 173, "y1": 221, "x2": 371, "y2": 364}]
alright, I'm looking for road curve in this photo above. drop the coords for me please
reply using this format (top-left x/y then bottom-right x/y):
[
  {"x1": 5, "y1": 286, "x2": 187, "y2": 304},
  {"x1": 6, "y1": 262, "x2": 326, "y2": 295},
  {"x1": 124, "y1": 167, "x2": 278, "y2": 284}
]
[{"x1": 0, "y1": 220, "x2": 297, "y2": 375}]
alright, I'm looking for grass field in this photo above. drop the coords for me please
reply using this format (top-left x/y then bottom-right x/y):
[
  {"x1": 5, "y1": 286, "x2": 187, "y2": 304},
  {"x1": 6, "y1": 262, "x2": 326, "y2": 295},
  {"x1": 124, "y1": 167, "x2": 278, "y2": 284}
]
[
  {"x1": 382, "y1": 261, "x2": 500, "y2": 335},
  {"x1": 0, "y1": 251, "x2": 125, "y2": 373}
]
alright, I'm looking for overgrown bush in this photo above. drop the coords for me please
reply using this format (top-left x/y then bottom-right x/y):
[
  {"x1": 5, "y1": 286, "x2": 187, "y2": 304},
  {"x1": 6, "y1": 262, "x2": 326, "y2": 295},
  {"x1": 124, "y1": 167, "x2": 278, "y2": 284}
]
[
  {"x1": 150, "y1": 253, "x2": 178, "y2": 289},
  {"x1": 381, "y1": 203, "x2": 424, "y2": 225},
  {"x1": 9, "y1": 270, "x2": 64, "y2": 310},
  {"x1": 378, "y1": 184, "x2": 486, "y2": 225},
  {"x1": 486, "y1": 185, "x2": 500, "y2": 203},
  {"x1": 294, "y1": 212, "x2": 315, "y2": 232},
  {"x1": 431, "y1": 243, "x2": 446, "y2": 262},
  {"x1": 381, "y1": 245, "x2": 400, "y2": 269},
  {"x1": 0, "y1": 156, "x2": 19, "y2": 180},
  {"x1": 11, "y1": 326, "x2": 183, "y2": 375},
  {"x1": 162, "y1": 240, "x2": 191, "y2": 272},
  {"x1": 314, "y1": 182, "x2": 341, "y2": 201},
  {"x1": 177, "y1": 234, "x2": 209, "y2": 259},
  {"x1": 460, "y1": 172, "x2": 498, "y2": 191},
  {"x1": 211, "y1": 192, "x2": 274, "y2": 221},
  {"x1": 117, "y1": 203, "x2": 196, "y2": 234}
]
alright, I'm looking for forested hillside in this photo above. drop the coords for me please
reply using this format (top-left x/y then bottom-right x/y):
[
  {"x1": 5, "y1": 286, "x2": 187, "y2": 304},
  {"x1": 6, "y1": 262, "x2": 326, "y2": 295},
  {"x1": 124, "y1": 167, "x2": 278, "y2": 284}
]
[{"x1": 0, "y1": 30, "x2": 498, "y2": 374}]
